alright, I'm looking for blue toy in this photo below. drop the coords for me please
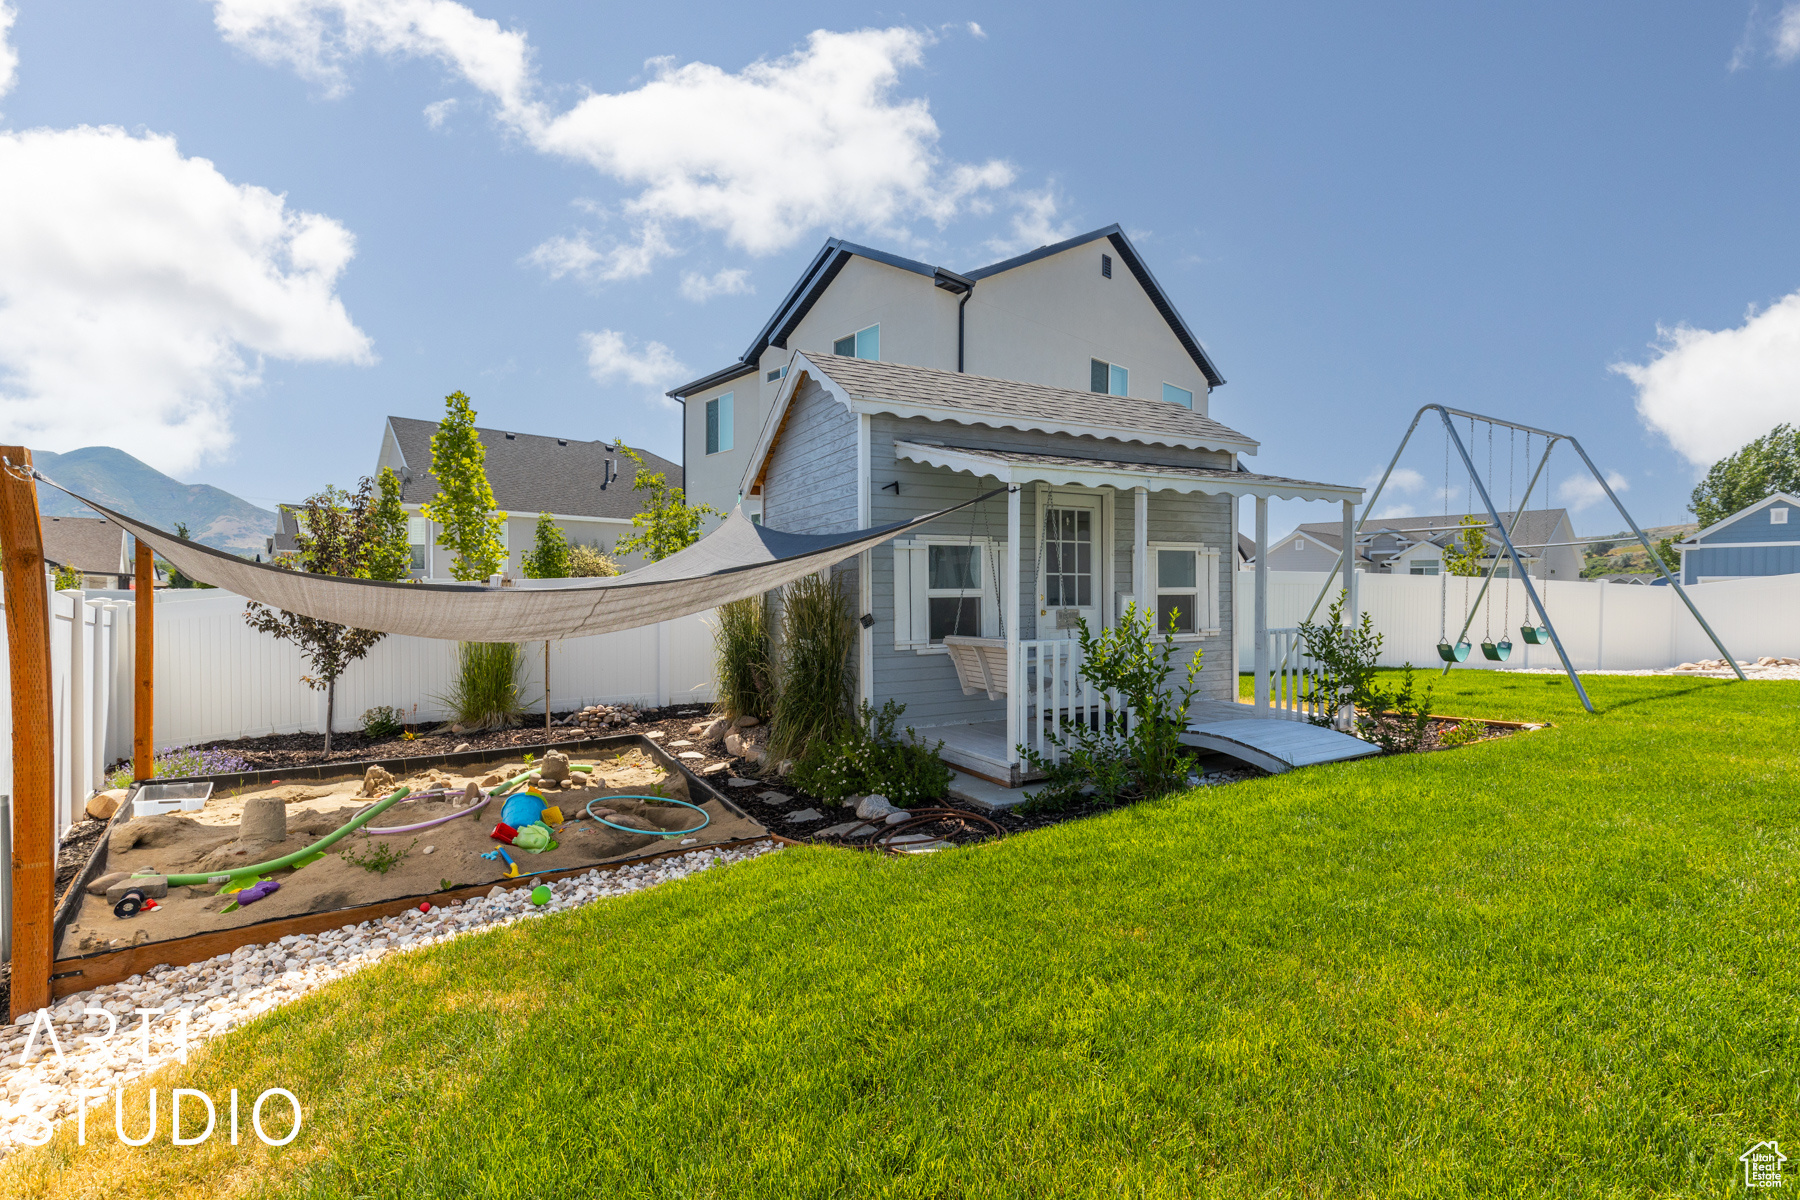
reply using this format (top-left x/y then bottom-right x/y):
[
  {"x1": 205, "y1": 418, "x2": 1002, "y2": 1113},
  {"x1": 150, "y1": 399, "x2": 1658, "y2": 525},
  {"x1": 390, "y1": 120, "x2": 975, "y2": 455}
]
[{"x1": 500, "y1": 788, "x2": 547, "y2": 830}]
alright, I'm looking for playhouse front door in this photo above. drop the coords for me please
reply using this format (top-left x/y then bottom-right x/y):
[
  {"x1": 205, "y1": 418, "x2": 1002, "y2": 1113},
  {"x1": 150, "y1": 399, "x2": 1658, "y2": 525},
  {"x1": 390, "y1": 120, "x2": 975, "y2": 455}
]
[{"x1": 1041, "y1": 497, "x2": 1100, "y2": 639}]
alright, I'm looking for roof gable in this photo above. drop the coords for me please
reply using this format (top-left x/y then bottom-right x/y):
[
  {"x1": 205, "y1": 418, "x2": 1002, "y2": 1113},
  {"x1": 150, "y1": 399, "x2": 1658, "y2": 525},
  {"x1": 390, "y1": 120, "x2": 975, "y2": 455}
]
[
  {"x1": 1683, "y1": 490, "x2": 1800, "y2": 543},
  {"x1": 670, "y1": 224, "x2": 1224, "y2": 396}
]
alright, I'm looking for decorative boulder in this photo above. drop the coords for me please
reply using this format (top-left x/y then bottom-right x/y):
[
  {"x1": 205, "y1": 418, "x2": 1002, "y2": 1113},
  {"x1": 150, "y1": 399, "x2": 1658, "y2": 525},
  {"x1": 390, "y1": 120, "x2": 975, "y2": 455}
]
[
  {"x1": 86, "y1": 789, "x2": 127, "y2": 821},
  {"x1": 359, "y1": 765, "x2": 396, "y2": 798},
  {"x1": 855, "y1": 794, "x2": 894, "y2": 820},
  {"x1": 733, "y1": 715, "x2": 760, "y2": 729},
  {"x1": 703, "y1": 718, "x2": 730, "y2": 742},
  {"x1": 568, "y1": 771, "x2": 589, "y2": 788},
  {"x1": 86, "y1": 871, "x2": 128, "y2": 897},
  {"x1": 724, "y1": 731, "x2": 746, "y2": 757}
]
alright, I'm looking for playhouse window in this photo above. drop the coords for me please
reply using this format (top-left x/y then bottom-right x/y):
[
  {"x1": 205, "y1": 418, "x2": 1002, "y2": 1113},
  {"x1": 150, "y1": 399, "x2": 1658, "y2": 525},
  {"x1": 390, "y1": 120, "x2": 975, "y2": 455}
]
[
  {"x1": 1149, "y1": 543, "x2": 1221, "y2": 635},
  {"x1": 892, "y1": 537, "x2": 1004, "y2": 650}
]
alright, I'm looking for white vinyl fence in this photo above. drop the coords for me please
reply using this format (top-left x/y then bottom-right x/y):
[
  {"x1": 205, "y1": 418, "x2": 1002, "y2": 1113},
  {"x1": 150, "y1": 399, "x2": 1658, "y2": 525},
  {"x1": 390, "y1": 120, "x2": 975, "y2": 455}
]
[{"x1": 1236, "y1": 569, "x2": 1800, "y2": 673}]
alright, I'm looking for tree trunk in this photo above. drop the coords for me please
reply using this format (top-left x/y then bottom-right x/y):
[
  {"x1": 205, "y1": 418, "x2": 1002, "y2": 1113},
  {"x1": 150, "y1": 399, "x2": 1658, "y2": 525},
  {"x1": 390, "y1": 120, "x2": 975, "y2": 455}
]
[{"x1": 324, "y1": 677, "x2": 335, "y2": 757}]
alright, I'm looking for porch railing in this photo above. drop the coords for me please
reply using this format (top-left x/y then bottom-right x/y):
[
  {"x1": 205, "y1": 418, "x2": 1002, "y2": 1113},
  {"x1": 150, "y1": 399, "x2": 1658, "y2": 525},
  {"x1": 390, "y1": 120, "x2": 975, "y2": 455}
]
[
  {"x1": 1263, "y1": 626, "x2": 1331, "y2": 724},
  {"x1": 1012, "y1": 638, "x2": 1131, "y2": 766}
]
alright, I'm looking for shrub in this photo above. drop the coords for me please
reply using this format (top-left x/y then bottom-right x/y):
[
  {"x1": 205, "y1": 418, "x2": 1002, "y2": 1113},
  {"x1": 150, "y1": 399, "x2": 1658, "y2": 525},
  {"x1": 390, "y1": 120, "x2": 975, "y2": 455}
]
[
  {"x1": 712, "y1": 594, "x2": 772, "y2": 720},
  {"x1": 1297, "y1": 591, "x2": 1384, "y2": 732},
  {"x1": 438, "y1": 642, "x2": 533, "y2": 731},
  {"x1": 52, "y1": 564, "x2": 83, "y2": 591},
  {"x1": 1020, "y1": 604, "x2": 1203, "y2": 809},
  {"x1": 1439, "y1": 719, "x2": 1489, "y2": 748},
  {"x1": 567, "y1": 544, "x2": 620, "y2": 577},
  {"x1": 768, "y1": 572, "x2": 856, "y2": 762},
  {"x1": 361, "y1": 705, "x2": 404, "y2": 739},
  {"x1": 1361, "y1": 664, "x2": 1435, "y2": 754},
  {"x1": 106, "y1": 745, "x2": 252, "y2": 789},
  {"x1": 789, "y1": 700, "x2": 952, "y2": 807}
]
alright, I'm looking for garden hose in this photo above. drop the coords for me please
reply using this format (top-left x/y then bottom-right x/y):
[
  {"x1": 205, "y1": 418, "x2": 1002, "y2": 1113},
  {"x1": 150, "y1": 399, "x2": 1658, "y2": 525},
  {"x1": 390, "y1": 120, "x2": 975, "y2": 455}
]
[
  {"x1": 162, "y1": 786, "x2": 415, "y2": 886},
  {"x1": 585, "y1": 794, "x2": 711, "y2": 839}
]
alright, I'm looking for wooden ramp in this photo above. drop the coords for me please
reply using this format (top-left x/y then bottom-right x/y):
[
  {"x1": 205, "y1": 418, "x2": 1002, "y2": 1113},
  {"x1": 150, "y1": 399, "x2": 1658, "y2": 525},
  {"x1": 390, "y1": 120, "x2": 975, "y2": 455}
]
[{"x1": 1180, "y1": 717, "x2": 1381, "y2": 774}]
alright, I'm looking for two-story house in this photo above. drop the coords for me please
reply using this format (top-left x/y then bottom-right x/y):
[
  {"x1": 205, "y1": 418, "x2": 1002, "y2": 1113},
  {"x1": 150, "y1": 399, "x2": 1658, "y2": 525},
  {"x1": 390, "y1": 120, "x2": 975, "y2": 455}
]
[{"x1": 669, "y1": 225, "x2": 1226, "y2": 519}]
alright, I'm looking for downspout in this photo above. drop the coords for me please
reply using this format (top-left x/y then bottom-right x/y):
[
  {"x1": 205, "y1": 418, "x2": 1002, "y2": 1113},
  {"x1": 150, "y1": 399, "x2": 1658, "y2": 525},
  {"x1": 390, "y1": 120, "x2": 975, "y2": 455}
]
[{"x1": 958, "y1": 285, "x2": 974, "y2": 373}]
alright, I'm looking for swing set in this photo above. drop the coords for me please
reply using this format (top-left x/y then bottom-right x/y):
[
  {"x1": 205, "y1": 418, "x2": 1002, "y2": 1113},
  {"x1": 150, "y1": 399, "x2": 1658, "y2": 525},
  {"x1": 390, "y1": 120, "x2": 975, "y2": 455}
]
[{"x1": 1305, "y1": 405, "x2": 1744, "y2": 714}]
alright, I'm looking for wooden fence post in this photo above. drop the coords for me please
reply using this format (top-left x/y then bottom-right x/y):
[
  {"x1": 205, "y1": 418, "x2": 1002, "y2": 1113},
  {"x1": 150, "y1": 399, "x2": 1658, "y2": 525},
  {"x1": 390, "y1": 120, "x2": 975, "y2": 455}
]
[
  {"x1": 135, "y1": 538, "x2": 153, "y2": 780},
  {"x1": 1, "y1": 446, "x2": 54, "y2": 1019}
]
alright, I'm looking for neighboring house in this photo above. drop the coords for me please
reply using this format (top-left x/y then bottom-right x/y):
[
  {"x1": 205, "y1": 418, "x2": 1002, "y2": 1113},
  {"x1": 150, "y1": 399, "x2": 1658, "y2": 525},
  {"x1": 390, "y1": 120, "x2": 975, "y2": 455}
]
[
  {"x1": 42, "y1": 515, "x2": 133, "y2": 589},
  {"x1": 1261, "y1": 509, "x2": 1580, "y2": 580},
  {"x1": 1235, "y1": 532, "x2": 1256, "y2": 569},
  {"x1": 1675, "y1": 491, "x2": 1800, "y2": 584},
  {"x1": 266, "y1": 505, "x2": 300, "y2": 561},
  {"x1": 738, "y1": 351, "x2": 1359, "y2": 785},
  {"x1": 669, "y1": 224, "x2": 1225, "y2": 520},
  {"x1": 374, "y1": 418, "x2": 681, "y2": 578}
]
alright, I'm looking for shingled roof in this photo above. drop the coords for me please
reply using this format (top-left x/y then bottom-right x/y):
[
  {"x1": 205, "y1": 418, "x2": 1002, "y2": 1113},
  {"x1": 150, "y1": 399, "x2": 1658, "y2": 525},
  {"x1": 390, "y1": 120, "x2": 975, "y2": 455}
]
[
  {"x1": 384, "y1": 418, "x2": 681, "y2": 520},
  {"x1": 41, "y1": 515, "x2": 129, "y2": 574},
  {"x1": 800, "y1": 354, "x2": 1257, "y2": 453}
]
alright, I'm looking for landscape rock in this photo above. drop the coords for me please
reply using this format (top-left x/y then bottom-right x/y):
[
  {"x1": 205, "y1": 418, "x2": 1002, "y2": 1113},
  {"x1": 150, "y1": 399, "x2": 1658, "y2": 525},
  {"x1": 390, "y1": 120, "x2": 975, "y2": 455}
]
[
  {"x1": 726, "y1": 777, "x2": 758, "y2": 788},
  {"x1": 776, "y1": 759, "x2": 794, "y2": 777},
  {"x1": 743, "y1": 746, "x2": 767, "y2": 765},
  {"x1": 109, "y1": 815, "x2": 187, "y2": 853},
  {"x1": 238, "y1": 796, "x2": 288, "y2": 845},
  {"x1": 701, "y1": 763, "x2": 729, "y2": 775},
  {"x1": 703, "y1": 718, "x2": 730, "y2": 742},
  {"x1": 885, "y1": 811, "x2": 910, "y2": 824},
  {"x1": 480, "y1": 773, "x2": 503, "y2": 788},
  {"x1": 687, "y1": 723, "x2": 708, "y2": 736},
  {"x1": 817, "y1": 821, "x2": 874, "y2": 839},
  {"x1": 85, "y1": 790, "x2": 127, "y2": 821},
  {"x1": 855, "y1": 794, "x2": 894, "y2": 820},
  {"x1": 724, "y1": 731, "x2": 746, "y2": 756},
  {"x1": 678, "y1": 751, "x2": 704, "y2": 760},
  {"x1": 786, "y1": 808, "x2": 824, "y2": 823},
  {"x1": 733, "y1": 715, "x2": 760, "y2": 728},
  {"x1": 360, "y1": 765, "x2": 396, "y2": 798},
  {"x1": 569, "y1": 771, "x2": 589, "y2": 788},
  {"x1": 454, "y1": 742, "x2": 472, "y2": 753},
  {"x1": 757, "y1": 791, "x2": 789, "y2": 804},
  {"x1": 85, "y1": 871, "x2": 128, "y2": 897},
  {"x1": 105, "y1": 874, "x2": 168, "y2": 902}
]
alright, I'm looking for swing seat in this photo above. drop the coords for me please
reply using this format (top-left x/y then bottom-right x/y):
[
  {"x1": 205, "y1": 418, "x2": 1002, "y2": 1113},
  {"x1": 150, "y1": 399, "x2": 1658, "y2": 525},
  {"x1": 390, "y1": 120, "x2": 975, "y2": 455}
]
[
  {"x1": 1520, "y1": 625, "x2": 1550, "y2": 645},
  {"x1": 1480, "y1": 639, "x2": 1513, "y2": 662},
  {"x1": 1436, "y1": 639, "x2": 1471, "y2": 663}
]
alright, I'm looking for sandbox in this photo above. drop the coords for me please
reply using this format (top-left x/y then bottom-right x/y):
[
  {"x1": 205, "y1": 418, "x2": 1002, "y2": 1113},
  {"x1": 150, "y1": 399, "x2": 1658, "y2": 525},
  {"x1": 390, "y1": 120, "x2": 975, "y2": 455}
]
[{"x1": 49, "y1": 735, "x2": 769, "y2": 996}]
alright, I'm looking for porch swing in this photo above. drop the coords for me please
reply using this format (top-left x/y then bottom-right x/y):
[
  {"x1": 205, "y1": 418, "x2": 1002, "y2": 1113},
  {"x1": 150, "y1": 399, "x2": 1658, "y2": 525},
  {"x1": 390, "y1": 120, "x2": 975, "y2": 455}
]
[{"x1": 940, "y1": 483, "x2": 1011, "y2": 700}]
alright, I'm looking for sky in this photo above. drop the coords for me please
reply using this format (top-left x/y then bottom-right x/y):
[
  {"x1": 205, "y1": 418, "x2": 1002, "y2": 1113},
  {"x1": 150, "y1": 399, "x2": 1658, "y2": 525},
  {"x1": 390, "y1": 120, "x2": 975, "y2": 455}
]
[{"x1": 3, "y1": 2, "x2": 1800, "y2": 538}]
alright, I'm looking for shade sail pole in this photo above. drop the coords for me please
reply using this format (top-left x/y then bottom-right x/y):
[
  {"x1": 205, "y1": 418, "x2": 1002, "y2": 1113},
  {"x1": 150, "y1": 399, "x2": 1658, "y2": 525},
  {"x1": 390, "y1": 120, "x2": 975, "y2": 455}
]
[
  {"x1": 1, "y1": 448, "x2": 54, "y2": 1019},
  {"x1": 135, "y1": 537, "x2": 154, "y2": 779}
]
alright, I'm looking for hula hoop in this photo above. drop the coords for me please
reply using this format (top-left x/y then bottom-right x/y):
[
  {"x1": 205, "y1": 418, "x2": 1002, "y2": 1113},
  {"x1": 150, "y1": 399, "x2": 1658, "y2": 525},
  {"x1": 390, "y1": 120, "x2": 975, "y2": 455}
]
[{"x1": 585, "y1": 794, "x2": 710, "y2": 839}]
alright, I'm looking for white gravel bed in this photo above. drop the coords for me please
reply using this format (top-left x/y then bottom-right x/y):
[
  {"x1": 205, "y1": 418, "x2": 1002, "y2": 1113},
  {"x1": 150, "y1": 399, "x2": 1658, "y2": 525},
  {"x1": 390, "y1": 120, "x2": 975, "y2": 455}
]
[
  {"x1": 1502, "y1": 664, "x2": 1800, "y2": 680},
  {"x1": 0, "y1": 839, "x2": 781, "y2": 1155}
]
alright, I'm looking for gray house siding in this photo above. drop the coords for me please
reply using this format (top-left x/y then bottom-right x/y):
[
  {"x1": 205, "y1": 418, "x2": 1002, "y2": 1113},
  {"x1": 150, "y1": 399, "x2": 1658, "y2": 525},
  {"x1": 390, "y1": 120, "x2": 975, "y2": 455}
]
[{"x1": 760, "y1": 378, "x2": 859, "y2": 534}]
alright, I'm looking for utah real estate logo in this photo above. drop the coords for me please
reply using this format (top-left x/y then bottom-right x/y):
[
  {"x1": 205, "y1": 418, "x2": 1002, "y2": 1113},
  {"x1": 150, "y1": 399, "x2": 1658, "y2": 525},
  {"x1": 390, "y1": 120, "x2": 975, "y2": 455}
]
[{"x1": 1741, "y1": 1141, "x2": 1786, "y2": 1189}]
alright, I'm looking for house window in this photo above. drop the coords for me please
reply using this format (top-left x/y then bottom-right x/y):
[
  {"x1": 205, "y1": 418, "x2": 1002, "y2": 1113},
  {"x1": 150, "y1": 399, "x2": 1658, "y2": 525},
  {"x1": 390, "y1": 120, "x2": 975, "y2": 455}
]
[
  {"x1": 892, "y1": 537, "x2": 1004, "y2": 649},
  {"x1": 1773, "y1": 507, "x2": 1790, "y2": 525},
  {"x1": 1293, "y1": 539, "x2": 1304, "y2": 552},
  {"x1": 705, "y1": 392, "x2": 734, "y2": 455},
  {"x1": 1409, "y1": 559, "x2": 1440, "y2": 576},
  {"x1": 1163, "y1": 383, "x2": 1194, "y2": 409},
  {"x1": 1101, "y1": 253, "x2": 1113, "y2": 278},
  {"x1": 1149, "y1": 543, "x2": 1221, "y2": 635},
  {"x1": 833, "y1": 325, "x2": 879, "y2": 360},
  {"x1": 766, "y1": 366, "x2": 786, "y2": 382},
  {"x1": 407, "y1": 516, "x2": 429, "y2": 572},
  {"x1": 1089, "y1": 359, "x2": 1128, "y2": 396}
]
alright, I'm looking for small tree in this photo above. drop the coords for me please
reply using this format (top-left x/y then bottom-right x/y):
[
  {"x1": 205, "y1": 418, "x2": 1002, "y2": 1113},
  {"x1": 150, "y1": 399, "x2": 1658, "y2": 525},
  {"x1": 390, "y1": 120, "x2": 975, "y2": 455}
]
[
  {"x1": 363, "y1": 466, "x2": 412, "y2": 581},
  {"x1": 1690, "y1": 423, "x2": 1800, "y2": 527},
  {"x1": 1654, "y1": 535, "x2": 1681, "y2": 576},
  {"x1": 1298, "y1": 592, "x2": 1384, "y2": 731},
  {"x1": 421, "y1": 390, "x2": 506, "y2": 581},
  {"x1": 244, "y1": 484, "x2": 388, "y2": 755},
  {"x1": 52, "y1": 564, "x2": 82, "y2": 591},
  {"x1": 567, "y1": 543, "x2": 621, "y2": 577},
  {"x1": 521, "y1": 512, "x2": 571, "y2": 578},
  {"x1": 612, "y1": 440, "x2": 719, "y2": 562},
  {"x1": 1443, "y1": 515, "x2": 1488, "y2": 577},
  {"x1": 161, "y1": 522, "x2": 214, "y2": 589}
]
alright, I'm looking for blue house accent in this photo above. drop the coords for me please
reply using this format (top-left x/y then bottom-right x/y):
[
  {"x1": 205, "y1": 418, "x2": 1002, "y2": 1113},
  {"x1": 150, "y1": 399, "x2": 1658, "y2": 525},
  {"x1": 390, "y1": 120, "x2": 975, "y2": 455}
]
[{"x1": 1678, "y1": 492, "x2": 1800, "y2": 584}]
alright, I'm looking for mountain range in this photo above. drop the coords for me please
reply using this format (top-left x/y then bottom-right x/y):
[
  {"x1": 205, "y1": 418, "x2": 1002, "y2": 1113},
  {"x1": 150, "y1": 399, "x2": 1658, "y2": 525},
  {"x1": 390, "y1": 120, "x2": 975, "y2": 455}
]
[{"x1": 32, "y1": 447, "x2": 276, "y2": 559}]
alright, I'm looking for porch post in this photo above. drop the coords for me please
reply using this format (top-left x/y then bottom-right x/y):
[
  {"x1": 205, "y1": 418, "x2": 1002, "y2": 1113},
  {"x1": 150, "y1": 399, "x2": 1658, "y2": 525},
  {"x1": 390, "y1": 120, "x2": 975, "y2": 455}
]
[
  {"x1": 1133, "y1": 486, "x2": 1149, "y2": 616},
  {"x1": 1341, "y1": 499, "x2": 1356, "y2": 624},
  {"x1": 1253, "y1": 495, "x2": 1269, "y2": 710},
  {"x1": 1004, "y1": 483, "x2": 1021, "y2": 771}
]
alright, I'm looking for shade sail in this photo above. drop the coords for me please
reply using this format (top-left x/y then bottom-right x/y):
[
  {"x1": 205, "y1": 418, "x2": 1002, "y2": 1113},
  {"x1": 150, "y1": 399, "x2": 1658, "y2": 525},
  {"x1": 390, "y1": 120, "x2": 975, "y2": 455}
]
[{"x1": 40, "y1": 474, "x2": 1004, "y2": 642}]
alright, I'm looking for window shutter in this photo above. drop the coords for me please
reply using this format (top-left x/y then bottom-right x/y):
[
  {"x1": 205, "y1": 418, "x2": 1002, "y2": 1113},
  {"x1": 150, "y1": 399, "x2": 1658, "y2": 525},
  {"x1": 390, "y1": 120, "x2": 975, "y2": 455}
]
[
  {"x1": 1200, "y1": 546, "x2": 1221, "y2": 634},
  {"x1": 893, "y1": 542, "x2": 930, "y2": 649}
]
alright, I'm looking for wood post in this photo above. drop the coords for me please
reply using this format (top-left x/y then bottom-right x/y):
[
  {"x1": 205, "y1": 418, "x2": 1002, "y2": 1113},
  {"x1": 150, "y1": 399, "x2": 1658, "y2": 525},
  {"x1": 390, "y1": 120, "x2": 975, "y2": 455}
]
[
  {"x1": 0, "y1": 446, "x2": 54, "y2": 1019},
  {"x1": 135, "y1": 537, "x2": 153, "y2": 780}
]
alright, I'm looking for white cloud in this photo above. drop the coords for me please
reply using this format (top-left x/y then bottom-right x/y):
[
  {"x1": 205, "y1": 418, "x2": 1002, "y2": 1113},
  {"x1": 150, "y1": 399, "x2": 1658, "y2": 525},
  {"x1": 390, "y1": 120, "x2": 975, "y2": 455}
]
[
  {"x1": 0, "y1": 126, "x2": 372, "y2": 474},
  {"x1": 985, "y1": 186, "x2": 1075, "y2": 256},
  {"x1": 0, "y1": 1, "x2": 18, "y2": 100},
  {"x1": 966, "y1": 22, "x2": 987, "y2": 40},
  {"x1": 679, "y1": 267, "x2": 752, "y2": 303},
  {"x1": 1611, "y1": 291, "x2": 1800, "y2": 468},
  {"x1": 525, "y1": 223, "x2": 674, "y2": 284},
  {"x1": 582, "y1": 329, "x2": 687, "y2": 402},
  {"x1": 213, "y1": 0, "x2": 537, "y2": 112},
  {"x1": 1777, "y1": 4, "x2": 1800, "y2": 62},
  {"x1": 423, "y1": 97, "x2": 457, "y2": 128},
  {"x1": 216, "y1": 6, "x2": 1017, "y2": 269},
  {"x1": 1557, "y1": 470, "x2": 1629, "y2": 514}
]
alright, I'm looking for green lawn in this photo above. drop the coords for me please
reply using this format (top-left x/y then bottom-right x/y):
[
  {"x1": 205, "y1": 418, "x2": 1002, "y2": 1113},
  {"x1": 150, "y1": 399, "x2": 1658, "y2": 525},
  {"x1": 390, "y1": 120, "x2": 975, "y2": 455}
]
[{"x1": 12, "y1": 673, "x2": 1800, "y2": 1198}]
